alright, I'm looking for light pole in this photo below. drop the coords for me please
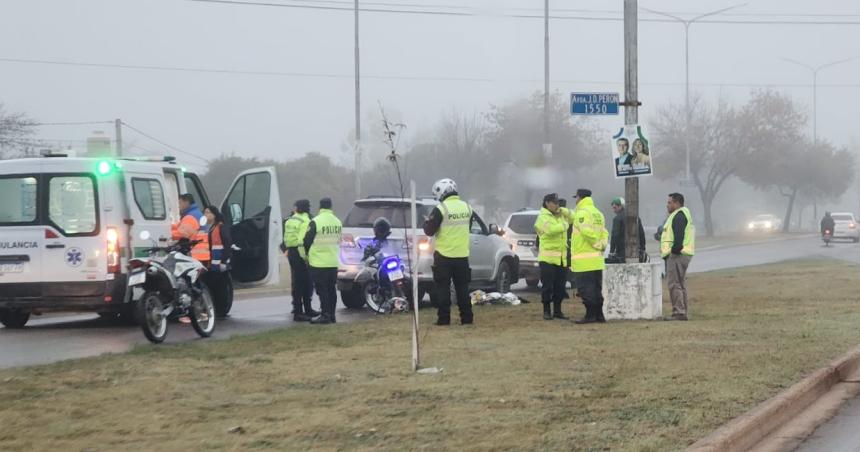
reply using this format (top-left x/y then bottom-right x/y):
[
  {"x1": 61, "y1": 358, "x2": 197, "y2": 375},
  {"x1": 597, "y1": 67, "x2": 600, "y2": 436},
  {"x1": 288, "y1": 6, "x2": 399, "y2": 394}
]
[
  {"x1": 780, "y1": 57, "x2": 854, "y2": 143},
  {"x1": 643, "y1": 3, "x2": 747, "y2": 184},
  {"x1": 543, "y1": 0, "x2": 550, "y2": 160},
  {"x1": 780, "y1": 57, "x2": 853, "y2": 226}
]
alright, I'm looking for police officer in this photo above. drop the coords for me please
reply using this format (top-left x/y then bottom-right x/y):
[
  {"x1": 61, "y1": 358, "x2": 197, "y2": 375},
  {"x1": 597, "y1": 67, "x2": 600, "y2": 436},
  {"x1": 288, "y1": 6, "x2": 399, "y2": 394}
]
[
  {"x1": 423, "y1": 178, "x2": 473, "y2": 326},
  {"x1": 284, "y1": 199, "x2": 319, "y2": 322},
  {"x1": 303, "y1": 198, "x2": 343, "y2": 325},
  {"x1": 535, "y1": 193, "x2": 569, "y2": 320},
  {"x1": 563, "y1": 189, "x2": 609, "y2": 324}
]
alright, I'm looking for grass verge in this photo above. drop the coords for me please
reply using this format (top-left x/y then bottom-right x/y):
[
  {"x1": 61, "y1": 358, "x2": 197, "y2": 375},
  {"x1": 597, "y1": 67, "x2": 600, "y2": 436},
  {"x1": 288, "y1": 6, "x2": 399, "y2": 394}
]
[{"x1": 1, "y1": 259, "x2": 859, "y2": 451}]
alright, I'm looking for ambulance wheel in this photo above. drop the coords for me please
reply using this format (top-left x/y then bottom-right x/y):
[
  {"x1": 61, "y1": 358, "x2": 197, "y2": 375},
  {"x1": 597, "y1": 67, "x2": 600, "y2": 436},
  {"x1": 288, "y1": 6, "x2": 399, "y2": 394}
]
[
  {"x1": 0, "y1": 309, "x2": 30, "y2": 329},
  {"x1": 212, "y1": 276, "x2": 234, "y2": 319}
]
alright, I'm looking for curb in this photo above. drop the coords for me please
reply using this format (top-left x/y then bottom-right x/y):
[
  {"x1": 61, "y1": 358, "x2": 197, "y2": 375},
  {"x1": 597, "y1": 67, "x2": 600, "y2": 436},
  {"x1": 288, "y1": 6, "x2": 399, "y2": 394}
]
[{"x1": 687, "y1": 345, "x2": 860, "y2": 452}]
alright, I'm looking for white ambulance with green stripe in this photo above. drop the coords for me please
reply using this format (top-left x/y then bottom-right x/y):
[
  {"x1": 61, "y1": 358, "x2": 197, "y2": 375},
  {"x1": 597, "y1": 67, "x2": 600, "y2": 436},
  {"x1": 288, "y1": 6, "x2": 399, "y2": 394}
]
[{"x1": 0, "y1": 155, "x2": 282, "y2": 328}]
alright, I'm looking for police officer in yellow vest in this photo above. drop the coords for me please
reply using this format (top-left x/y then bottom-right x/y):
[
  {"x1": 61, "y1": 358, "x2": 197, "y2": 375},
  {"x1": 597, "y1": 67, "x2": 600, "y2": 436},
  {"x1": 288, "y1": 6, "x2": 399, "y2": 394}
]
[
  {"x1": 661, "y1": 193, "x2": 695, "y2": 321},
  {"x1": 562, "y1": 189, "x2": 609, "y2": 324},
  {"x1": 303, "y1": 198, "x2": 343, "y2": 325},
  {"x1": 284, "y1": 199, "x2": 319, "y2": 322},
  {"x1": 423, "y1": 178, "x2": 474, "y2": 326},
  {"x1": 534, "y1": 193, "x2": 570, "y2": 320}
]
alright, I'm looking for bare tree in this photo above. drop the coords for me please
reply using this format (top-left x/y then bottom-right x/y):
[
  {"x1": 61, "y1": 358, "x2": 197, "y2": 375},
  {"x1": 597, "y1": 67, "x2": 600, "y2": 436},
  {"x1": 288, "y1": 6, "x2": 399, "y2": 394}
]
[
  {"x1": 652, "y1": 96, "x2": 746, "y2": 237},
  {"x1": 0, "y1": 103, "x2": 37, "y2": 158}
]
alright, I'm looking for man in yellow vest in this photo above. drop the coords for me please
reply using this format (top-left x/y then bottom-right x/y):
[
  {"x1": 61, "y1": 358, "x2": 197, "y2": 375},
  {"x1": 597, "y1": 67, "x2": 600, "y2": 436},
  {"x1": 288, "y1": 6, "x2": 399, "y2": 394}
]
[
  {"x1": 284, "y1": 199, "x2": 319, "y2": 322},
  {"x1": 304, "y1": 198, "x2": 343, "y2": 325},
  {"x1": 423, "y1": 178, "x2": 474, "y2": 326},
  {"x1": 563, "y1": 189, "x2": 609, "y2": 325},
  {"x1": 534, "y1": 193, "x2": 570, "y2": 320},
  {"x1": 661, "y1": 193, "x2": 695, "y2": 321}
]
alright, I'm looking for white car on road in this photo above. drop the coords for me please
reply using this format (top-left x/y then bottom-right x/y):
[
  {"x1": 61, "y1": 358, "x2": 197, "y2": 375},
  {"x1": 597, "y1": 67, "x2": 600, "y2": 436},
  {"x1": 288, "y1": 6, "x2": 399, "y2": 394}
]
[{"x1": 831, "y1": 212, "x2": 859, "y2": 243}]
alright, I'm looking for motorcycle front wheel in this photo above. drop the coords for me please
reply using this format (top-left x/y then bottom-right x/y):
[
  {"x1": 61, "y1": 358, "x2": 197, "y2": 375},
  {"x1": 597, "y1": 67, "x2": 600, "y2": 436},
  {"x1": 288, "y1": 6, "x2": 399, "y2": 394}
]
[
  {"x1": 190, "y1": 285, "x2": 216, "y2": 338},
  {"x1": 138, "y1": 291, "x2": 168, "y2": 344},
  {"x1": 364, "y1": 282, "x2": 389, "y2": 314}
]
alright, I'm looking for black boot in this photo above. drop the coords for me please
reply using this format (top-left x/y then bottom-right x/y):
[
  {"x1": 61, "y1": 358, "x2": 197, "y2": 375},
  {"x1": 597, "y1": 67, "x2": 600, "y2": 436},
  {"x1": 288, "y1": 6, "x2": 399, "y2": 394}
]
[
  {"x1": 553, "y1": 301, "x2": 568, "y2": 320},
  {"x1": 574, "y1": 306, "x2": 597, "y2": 324},
  {"x1": 303, "y1": 300, "x2": 320, "y2": 318},
  {"x1": 310, "y1": 314, "x2": 333, "y2": 325},
  {"x1": 543, "y1": 303, "x2": 553, "y2": 320},
  {"x1": 292, "y1": 304, "x2": 310, "y2": 322}
]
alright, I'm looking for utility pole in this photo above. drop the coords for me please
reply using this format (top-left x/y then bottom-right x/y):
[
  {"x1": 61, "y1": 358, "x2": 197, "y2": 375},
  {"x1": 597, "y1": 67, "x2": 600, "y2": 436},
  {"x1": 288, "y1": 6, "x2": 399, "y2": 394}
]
[
  {"x1": 543, "y1": 0, "x2": 550, "y2": 159},
  {"x1": 354, "y1": 0, "x2": 362, "y2": 198},
  {"x1": 643, "y1": 3, "x2": 746, "y2": 184},
  {"x1": 622, "y1": 0, "x2": 639, "y2": 263},
  {"x1": 115, "y1": 118, "x2": 122, "y2": 157}
]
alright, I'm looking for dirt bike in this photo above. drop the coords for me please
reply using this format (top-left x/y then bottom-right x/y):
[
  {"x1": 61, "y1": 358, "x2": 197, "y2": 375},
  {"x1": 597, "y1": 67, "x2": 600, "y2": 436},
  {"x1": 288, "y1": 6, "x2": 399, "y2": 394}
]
[{"x1": 128, "y1": 232, "x2": 216, "y2": 343}]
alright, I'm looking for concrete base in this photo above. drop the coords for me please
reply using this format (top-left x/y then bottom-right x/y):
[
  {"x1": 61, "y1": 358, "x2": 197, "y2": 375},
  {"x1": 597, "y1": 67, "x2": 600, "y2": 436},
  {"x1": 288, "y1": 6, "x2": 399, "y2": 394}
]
[{"x1": 602, "y1": 262, "x2": 663, "y2": 320}]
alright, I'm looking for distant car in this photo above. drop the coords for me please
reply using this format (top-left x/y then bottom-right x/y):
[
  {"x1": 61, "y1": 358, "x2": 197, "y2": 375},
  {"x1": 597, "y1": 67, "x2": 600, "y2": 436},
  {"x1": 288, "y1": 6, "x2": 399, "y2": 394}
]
[
  {"x1": 337, "y1": 196, "x2": 519, "y2": 309},
  {"x1": 830, "y1": 212, "x2": 859, "y2": 243},
  {"x1": 747, "y1": 214, "x2": 782, "y2": 233},
  {"x1": 502, "y1": 209, "x2": 541, "y2": 288}
]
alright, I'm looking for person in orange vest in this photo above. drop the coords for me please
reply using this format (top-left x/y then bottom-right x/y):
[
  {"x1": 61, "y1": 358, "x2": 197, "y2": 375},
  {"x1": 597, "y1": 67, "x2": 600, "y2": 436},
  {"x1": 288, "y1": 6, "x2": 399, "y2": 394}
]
[{"x1": 172, "y1": 193, "x2": 210, "y2": 265}]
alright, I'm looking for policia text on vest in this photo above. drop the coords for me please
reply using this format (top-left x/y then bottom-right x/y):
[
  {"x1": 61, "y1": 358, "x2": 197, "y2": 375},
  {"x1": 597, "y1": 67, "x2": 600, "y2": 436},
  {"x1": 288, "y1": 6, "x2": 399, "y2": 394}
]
[{"x1": 423, "y1": 194, "x2": 474, "y2": 325}]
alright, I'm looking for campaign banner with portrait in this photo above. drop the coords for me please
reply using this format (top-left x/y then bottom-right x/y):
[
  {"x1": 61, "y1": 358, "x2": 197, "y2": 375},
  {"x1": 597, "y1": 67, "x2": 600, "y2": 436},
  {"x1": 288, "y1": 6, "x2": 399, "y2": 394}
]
[{"x1": 611, "y1": 125, "x2": 653, "y2": 178}]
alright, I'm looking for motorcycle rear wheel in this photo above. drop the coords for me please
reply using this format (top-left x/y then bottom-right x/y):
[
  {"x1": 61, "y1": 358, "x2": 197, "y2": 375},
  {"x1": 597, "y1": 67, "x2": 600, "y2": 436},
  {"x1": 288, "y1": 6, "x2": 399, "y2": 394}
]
[
  {"x1": 190, "y1": 285, "x2": 216, "y2": 338},
  {"x1": 138, "y1": 291, "x2": 168, "y2": 344}
]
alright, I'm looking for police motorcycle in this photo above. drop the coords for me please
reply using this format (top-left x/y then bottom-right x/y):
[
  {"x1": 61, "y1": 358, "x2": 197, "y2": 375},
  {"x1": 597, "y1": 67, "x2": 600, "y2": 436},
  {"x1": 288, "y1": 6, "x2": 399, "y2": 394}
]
[
  {"x1": 354, "y1": 218, "x2": 411, "y2": 314},
  {"x1": 128, "y1": 224, "x2": 216, "y2": 343}
]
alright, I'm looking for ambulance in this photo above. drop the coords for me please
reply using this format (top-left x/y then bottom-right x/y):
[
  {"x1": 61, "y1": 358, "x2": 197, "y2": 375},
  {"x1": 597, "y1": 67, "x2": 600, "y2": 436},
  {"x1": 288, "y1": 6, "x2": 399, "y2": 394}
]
[{"x1": 0, "y1": 155, "x2": 283, "y2": 328}]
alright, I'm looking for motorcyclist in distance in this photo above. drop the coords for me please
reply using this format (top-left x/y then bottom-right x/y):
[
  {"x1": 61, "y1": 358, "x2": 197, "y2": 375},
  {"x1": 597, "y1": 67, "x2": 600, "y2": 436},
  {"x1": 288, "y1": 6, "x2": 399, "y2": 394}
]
[{"x1": 821, "y1": 212, "x2": 835, "y2": 236}]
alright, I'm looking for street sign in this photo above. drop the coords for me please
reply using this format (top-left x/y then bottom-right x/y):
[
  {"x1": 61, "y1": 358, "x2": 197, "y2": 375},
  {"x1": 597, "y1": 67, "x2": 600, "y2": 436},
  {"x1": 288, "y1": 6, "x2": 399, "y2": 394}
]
[{"x1": 571, "y1": 92, "x2": 620, "y2": 115}]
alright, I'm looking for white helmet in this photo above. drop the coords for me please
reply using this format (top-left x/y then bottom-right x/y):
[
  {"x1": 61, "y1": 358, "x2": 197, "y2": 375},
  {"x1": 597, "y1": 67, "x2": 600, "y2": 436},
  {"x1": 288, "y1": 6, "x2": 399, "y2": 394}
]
[{"x1": 431, "y1": 178, "x2": 458, "y2": 201}]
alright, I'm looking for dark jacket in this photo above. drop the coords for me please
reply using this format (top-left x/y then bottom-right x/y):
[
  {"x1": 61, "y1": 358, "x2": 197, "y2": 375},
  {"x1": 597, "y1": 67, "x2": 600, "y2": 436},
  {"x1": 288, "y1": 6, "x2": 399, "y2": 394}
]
[
  {"x1": 671, "y1": 211, "x2": 688, "y2": 255},
  {"x1": 821, "y1": 216, "x2": 835, "y2": 234},
  {"x1": 610, "y1": 209, "x2": 646, "y2": 259}
]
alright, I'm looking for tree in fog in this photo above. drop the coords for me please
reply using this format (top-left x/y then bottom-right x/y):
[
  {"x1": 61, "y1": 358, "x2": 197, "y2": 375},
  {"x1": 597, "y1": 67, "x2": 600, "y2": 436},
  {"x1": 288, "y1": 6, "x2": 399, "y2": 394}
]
[
  {"x1": 733, "y1": 91, "x2": 854, "y2": 231},
  {"x1": 203, "y1": 152, "x2": 355, "y2": 214},
  {"x1": 0, "y1": 103, "x2": 37, "y2": 158},
  {"x1": 484, "y1": 91, "x2": 601, "y2": 208},
  {"x1": 652, "y1": 95, "x2": 749, "y2": 237}
]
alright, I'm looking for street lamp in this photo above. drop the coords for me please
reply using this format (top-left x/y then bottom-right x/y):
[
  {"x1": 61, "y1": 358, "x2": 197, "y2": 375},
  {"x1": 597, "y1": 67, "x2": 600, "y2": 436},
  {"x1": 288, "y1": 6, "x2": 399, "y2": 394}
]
[
  {"x1": 642, "y1": 3, "x2": 748, "y2": 184},
  {"x1": 780, "y1": 57, "x2": 854, "y2": 143}
]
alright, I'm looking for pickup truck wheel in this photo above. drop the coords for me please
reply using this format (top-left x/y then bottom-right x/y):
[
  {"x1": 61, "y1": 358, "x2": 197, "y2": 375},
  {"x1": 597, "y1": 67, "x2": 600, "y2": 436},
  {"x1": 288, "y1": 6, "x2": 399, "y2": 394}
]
[
  {"x1": 340, "y1": 286, "x2": 366, "y2": 309},
  {"x1": 0, "y1": 309, "x2": 30, "y2": 329},
  {"x1": 494, "y1": 260, "x2": 513, "y2": 294}
]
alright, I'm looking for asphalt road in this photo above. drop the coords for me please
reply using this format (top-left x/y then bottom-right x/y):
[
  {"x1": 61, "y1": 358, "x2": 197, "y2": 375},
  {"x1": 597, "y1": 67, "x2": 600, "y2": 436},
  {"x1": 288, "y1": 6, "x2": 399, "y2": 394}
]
[
  {"x1": 1, "y1": 235, "x2": 858, "y2": 371},
  {"x1": 795, "y1": 395, "x2": 860, "y2": 452}
]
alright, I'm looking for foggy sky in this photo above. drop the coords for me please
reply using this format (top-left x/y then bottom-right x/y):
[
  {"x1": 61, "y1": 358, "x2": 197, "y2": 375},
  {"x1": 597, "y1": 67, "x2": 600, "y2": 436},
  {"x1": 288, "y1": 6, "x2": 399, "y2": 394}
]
[{"x1": 1, "y1": 0, "x2": 858, "y2": 173}]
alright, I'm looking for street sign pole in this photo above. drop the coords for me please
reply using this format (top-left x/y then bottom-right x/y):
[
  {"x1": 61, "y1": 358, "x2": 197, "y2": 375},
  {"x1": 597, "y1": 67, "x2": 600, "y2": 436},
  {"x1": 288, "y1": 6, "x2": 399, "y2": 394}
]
[{"x1": 623, "y1": 0, "x2": 639, "y2": 263}]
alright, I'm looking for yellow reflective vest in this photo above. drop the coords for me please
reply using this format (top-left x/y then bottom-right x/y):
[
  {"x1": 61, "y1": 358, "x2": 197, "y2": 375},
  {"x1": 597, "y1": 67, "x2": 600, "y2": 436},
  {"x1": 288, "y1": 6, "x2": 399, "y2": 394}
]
[
  {"x1": 284, "y1": 212, "x2": 311, "y2": 259},
  {"x1": 435, "y1": 196, "x2": 472, "y2": 258},
  {"x1": 563, "y1": 197, "x2": 608, "y2": 273},
  {"x1": 308, "y1": 209, "x2": 342, "y2": 268},
  {"x1": 661, "y1": 207, "x2": 696, "y2": 258},
  {"x1": 534, "y1": 207, "x2": 568, "y2": 267}
]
